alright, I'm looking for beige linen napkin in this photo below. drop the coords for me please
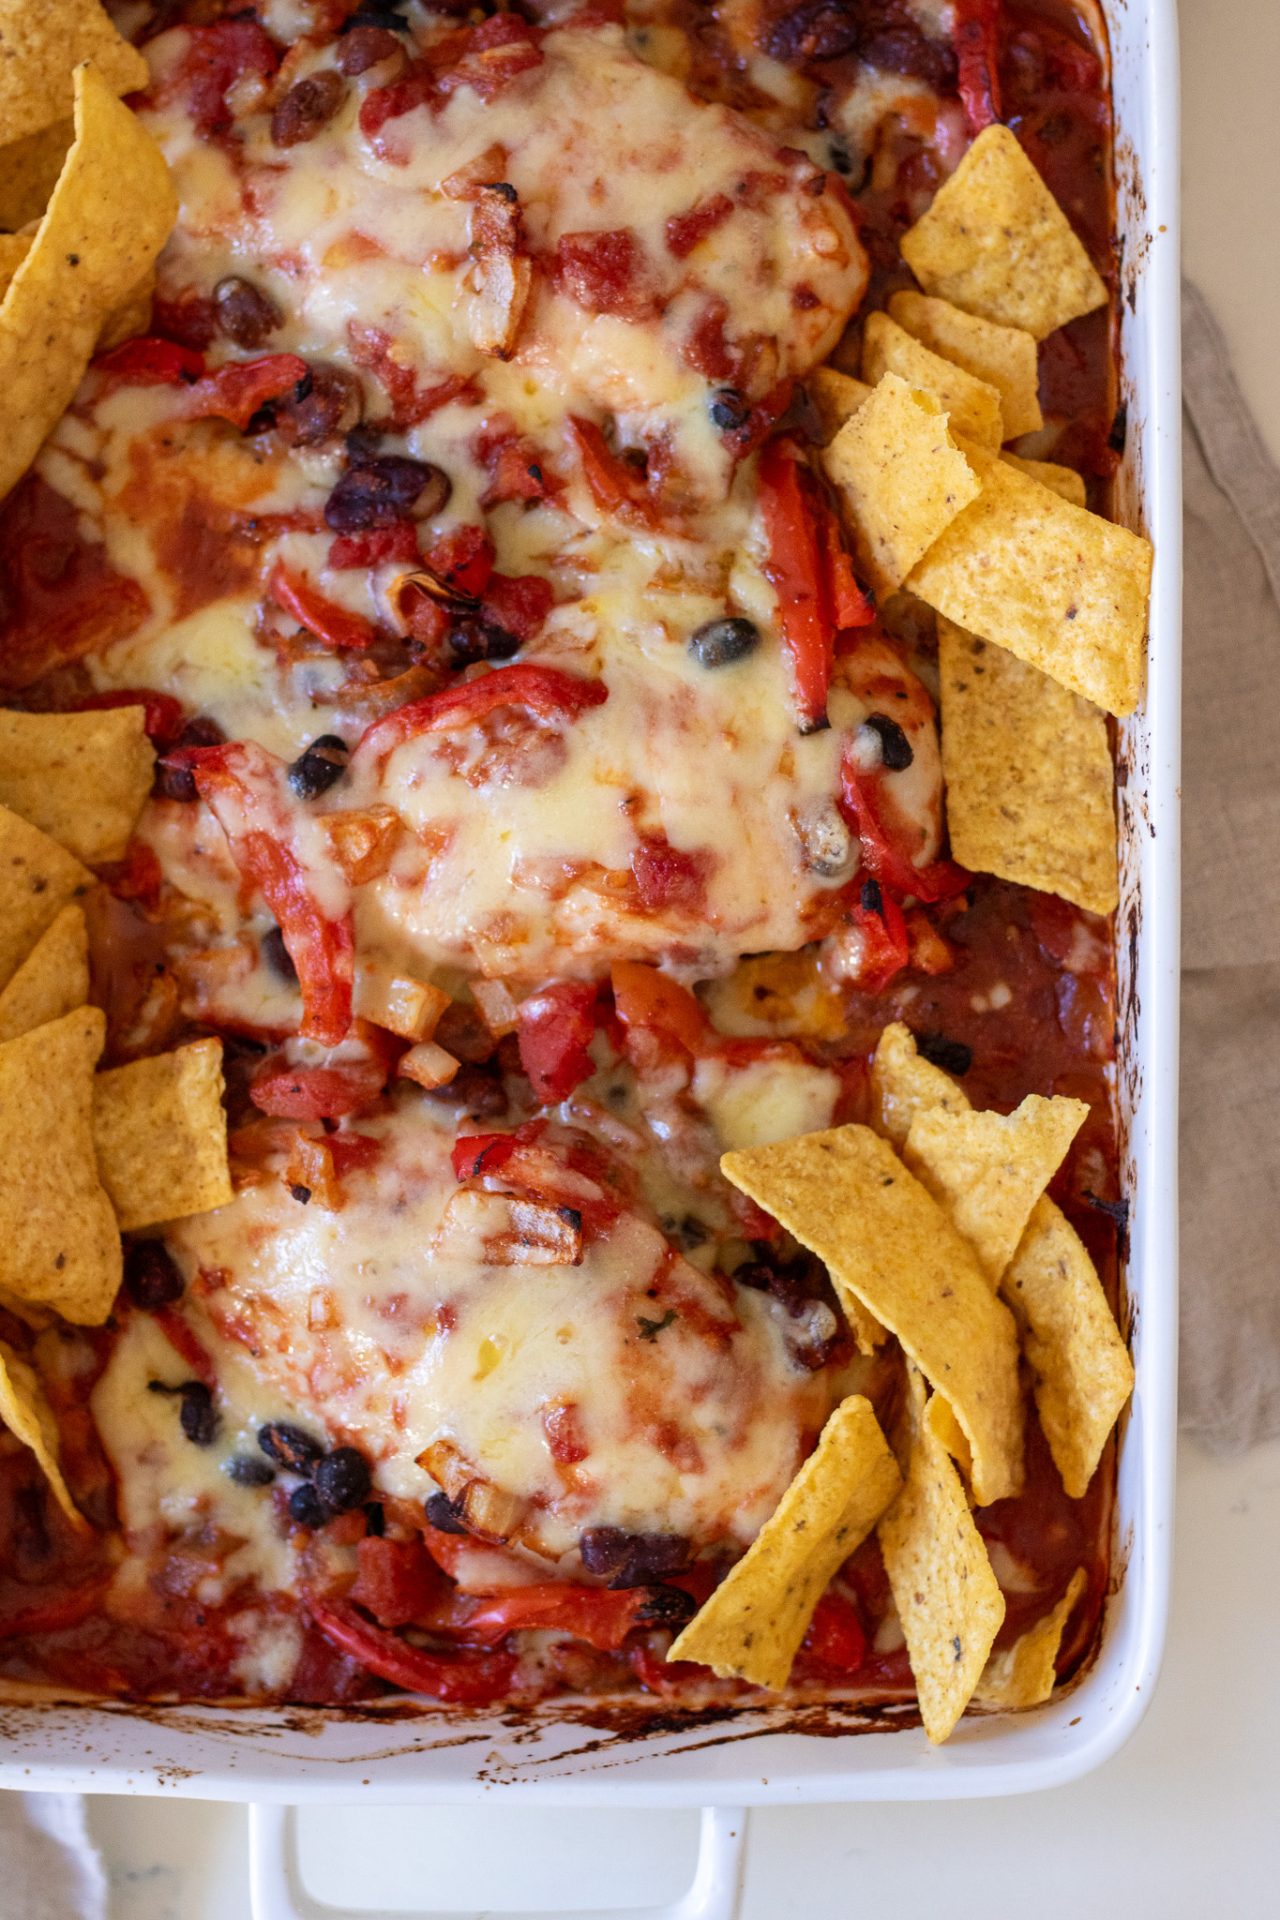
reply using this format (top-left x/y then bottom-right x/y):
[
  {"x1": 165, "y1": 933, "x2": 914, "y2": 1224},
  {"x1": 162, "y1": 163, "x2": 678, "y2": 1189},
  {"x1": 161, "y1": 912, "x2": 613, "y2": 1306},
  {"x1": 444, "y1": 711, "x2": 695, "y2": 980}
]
[{"x1": 1178, "y1": 280, "x2": 1280, "y2": 1450}]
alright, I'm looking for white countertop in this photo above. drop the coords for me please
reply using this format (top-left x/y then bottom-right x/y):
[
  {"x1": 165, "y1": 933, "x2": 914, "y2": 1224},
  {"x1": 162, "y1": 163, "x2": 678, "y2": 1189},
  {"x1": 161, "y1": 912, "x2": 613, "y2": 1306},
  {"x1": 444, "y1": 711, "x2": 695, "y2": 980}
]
[{"x1": 39, "y1": 2, "x2": 1280, "y2": 1913}]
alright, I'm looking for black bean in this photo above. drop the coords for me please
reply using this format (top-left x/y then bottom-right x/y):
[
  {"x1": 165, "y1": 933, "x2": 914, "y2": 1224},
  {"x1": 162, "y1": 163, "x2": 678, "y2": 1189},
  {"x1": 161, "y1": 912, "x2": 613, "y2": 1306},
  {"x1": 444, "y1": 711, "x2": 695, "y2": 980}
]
[
  {"x1": 862, "y1": 712, "x2": 914, "y2": 771},
  {"x1": 337, "y1": 25, "x2": 405, "y2": 73},
  {"x1": 213, "y1": 276, "x2": 283, "y2": 350},
  {"x1": 124, "y1": 1240, "x2": 185, "y2": 1310},
  {"x1": 709, "y1": 387, "x2": 749, "y2": 432},
  {"x1": 635, "y1": 1586, "x2": 697, "y2": 1627},
  {"x1": 688, "y1": 616, "x2": 760, "y2": 668},
  {"x1": 580, "y1": 1527, "x2": 690, "y2": 1588},
  {"x1": 447, "y1": 617, "x2": 522, "y2": 666},
  {"x1": 325, "y1": 457, "x2": 450, "y2": 533},
  {"x1": 287, "y1": 734, "x2": 349, "y2": 800},
  {"x1": 226, "y1": 1454, "x2": 275, "y2": 1487},
  {"x1": 363, "y1": 1501, "x2": 386, "y2": 1536},
  {"x1": 289, "y1": 1184, "x2": 312, "y2": 1205},
  {"x1": 1083, "y1": 1188, "x2": 1130, "y2": 1230},
  {"x1": 916, "y1": 1030, "x2": 973, "y2": 1077},
  {"x1": 858, "y1": 25, "x2": 956, "y2": 90},
  {"x1": 314, "y1": 1447, "x2": 372, "y2": 1513},
  {"x1": 860, "y1": 877, "x2": 884, "y2": 915},
  {"x1": 258, "y1": 1422, "x2": 325, "y2": 1475},
  {"x1": 288, "y1": 1482, "x2": 329, "y2": 1529},
  {"x1": 148, "y1": 1378, "x2": 218, "y2": 1447},
  {"x1": 276, "y1": 364, "x2": 363, "y2": 448},
  {"x1": 271, "y1": 70, "x2": 347, "y2": 150},
  {"x1": 156, "y1": 716, "x2": 225, "y2": 803},
  {"x1": 424, "y1": 1490, "x2": 469, "y2": 1535}
]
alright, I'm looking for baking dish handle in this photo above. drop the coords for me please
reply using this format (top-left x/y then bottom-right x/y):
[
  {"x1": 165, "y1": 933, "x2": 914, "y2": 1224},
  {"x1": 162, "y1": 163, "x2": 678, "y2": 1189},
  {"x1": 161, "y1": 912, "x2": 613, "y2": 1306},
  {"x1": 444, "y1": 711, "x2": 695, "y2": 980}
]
[{"x1": 248, "y1": 1802, "x2": 747, "y2": 1920}]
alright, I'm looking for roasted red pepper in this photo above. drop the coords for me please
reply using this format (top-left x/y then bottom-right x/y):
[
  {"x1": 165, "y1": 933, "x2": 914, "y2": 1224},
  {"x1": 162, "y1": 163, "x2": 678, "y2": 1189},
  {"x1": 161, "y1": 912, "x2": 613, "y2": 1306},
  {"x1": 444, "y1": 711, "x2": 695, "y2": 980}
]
[
  {"x1": 483, "y1": 572, "x2": 555, "y2": 644},
  {"x1": 183, "y1": 354, "x2": 311, "y2": 431},
  {"x1": 847, "y1": 880, "x2": 910, "y2": 992},
  {"x1": 328, "y1": 523, "x2": 420, "y2": 571},
  {"x1": 450, "y1": 1132, "x2": 518, "y2": 1182},
  {"x1": 348, "y1": 1536, "x2": 447, "y2": 1629},
  {"x1": 460, "y1": 1583, "x2": 653, "y2": 1653},
  {"x1": 269, "y1": 562, "x2": 377, "y2": 651},
  {"x1": 93, "y1": 336, "x2": 206, "y2": 385},
  {"x1": 759, "y1": 439, "x2": 873, "y2": 731},
  {"x1": 952, "y1": 0, "x2": 1003, "y2": 134},
  {"x1": 567, "y1": 416, "x2": 662, "y2": 527},
  {"x1": 73, "y1": 688, "x2": 186, "y2": 748},
  {"x1": 794, "y1": 1591, "x2": 868, "y2": 1677},
  {"x1": 308, "y1": 1596, "x2": 517, "y2": 1704},
  {"x1": 249, "y1": 1059, "x2": 388, "y2": 1121},
  {"x1": 840, "y1": 750, "x2": 970, "y2": 904},
  {"x1": 610, "y1": 961, "x2": 708, "y2": 1057},
  {"x1": 426, "y1": 524, "x2": 494, "y2": 599},
  {"x1": 358, "y1": 664, "x2": 607, "y2": 762},
  {"x1": 517, "y1": 981, "x2": 598, "y2": 1103}
]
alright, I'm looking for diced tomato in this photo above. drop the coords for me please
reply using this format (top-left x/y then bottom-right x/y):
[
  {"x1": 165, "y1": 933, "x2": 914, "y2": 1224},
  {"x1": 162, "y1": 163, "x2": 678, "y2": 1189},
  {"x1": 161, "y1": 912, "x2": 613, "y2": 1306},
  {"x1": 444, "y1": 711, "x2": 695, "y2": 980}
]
[
  {"x1": 517, "y1": 981, "x2": 598, "y2": 1103},
  {"x1": 327, "y1": 1131, "x2": 382, "y2": 1179},
  {"x1": 269, "y1": 563, "x2": 377, "y2": 651},
  {"x1": 952, "y1": 0, "x2": 1003, "y2": 134},
  {"x1": 451, "y1": 1132, "x2": 518, "y2": 1182},
  {"x1": 426, "y1": 524, "x2": 494, "y2": 599},
  {"x1": 249, "y1": 1059, "x2": 387, "y2": 1121},
  {"x1": 152, "y1": 1306, "x2": 218, "y2": 1391},
  {"x1": 104, "y1": 840, "x2": 164, "y2": 911},
  {"x1": 482, "y1": 435, "x2": 546, "y2": 506},
  {"x1": 150, "y1": 292, "x2": 218, "y2": 351},
  {"x1": 359, "y1": 60, "x2": 435, "y2": 141},
  {"x1": 795, "y1": 1592, "x2": 867, "y2": 1676},
  {"x1": 182, "y1": 354, "x2": 311, "y2": 431},
  {"x1": 93, "y1": 336, "x2": 206, "y2": 386},
  {"x1": 347, "y1": 325, "x2": 475, "y2": 429},
  {"x1": 541, "y1": 1402, "x2": 589, "y2": 1465},
  {"x1": 630, "y1": 835, "x2": 709, "y2": 913},
  {"x1": 682, "y1": 295, "x2": 734, "y2": 381},
  {"x1": 665, "y1": 193, "x2": 734, "y2": 259},
  {"x1": 552, "y1": 229, "x2": 655, "y2": 321},
  {"x1": 566, "y1": 416, "x2": 662, "y2": 527},
  {"x1": 328, "y1": 523, "x2": 420, "y2": 571},
  {"x1": 431, "y1": 13, "x2": 543, "y2": 103},
  {"x1": 482, "y1": 572, "x2": 554, "y2": 644},
  {"x1": 72, "y1": 688, "x2": 186, "y2": 749},
  {"x1": 348, "y1": 1536, "x2": 447, "y2": 1629},
  {"x1": 357, "y1": 663, "x2": 607, "y2": 763},
  {"x1": 158, "y1": 19, "x2": 281, "y2": 138},
  {"x1": 611, "y1": 961, "x2": 708, "y2": 1056},
  {"x1": 308, "y1": 1596, "x2": 517, "y2": 1703},
  {"x1": 848, "y1": 884, "x2": 910, "y2": 992},
  {"x1": 460, "y1": 1583, "x2": 650, "y2": 1653}
]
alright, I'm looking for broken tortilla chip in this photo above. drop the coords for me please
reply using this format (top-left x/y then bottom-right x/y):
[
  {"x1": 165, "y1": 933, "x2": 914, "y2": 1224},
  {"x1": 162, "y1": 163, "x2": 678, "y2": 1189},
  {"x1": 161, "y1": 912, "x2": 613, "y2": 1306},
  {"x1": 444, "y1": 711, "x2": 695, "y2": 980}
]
[
  {"x1": 824, "y1": 372, "x2": 981, "y2": 597},
  {"x1": 0, "y1": 230, "x2": 32, "y2": 299},
  {"x1": 1000, "y1": 450, "x2": 1087, "y2": 507},
  {"x1": 904, "y1": 1093, "x2": 1089, "y2": 1284},
  {"x1": 0, "y1": 706, "x2": 154, "y2": 865},
  {"x1": 0, "y1": 1006, "x2": 120, "y2": 1324},
  {"x1": 888, "y1": 290, "x2": 1043, "y2": 440},
  {"x1": 907, "y1": 443, "x2": 1152, "y2": 717},
  {"x1": 0, "y1": 806, "x2": 93, "y2": 993},
  {"x1": 667, "y1": 1395, "x2": 901, "y2": 1690},
  {"x1": 0, "y1": 118, "x2": 73, "y2": 231},
  {"x1": 1004, "y1": 1198, "x2": 1135, "y2": 1498},
  {"x1": 0, "y1": 1, "x2": 149, "y2": 148},
  {"x1": 0, "y1": 903, "x2": 88, "y2": 1042},
  {"x1": 900, "y1": 124, "x2": 1108, "y2": 340},
  {"x1": 869, "y1": 1021, "x2": 970, "y2": 1148},
  {"x1": 878, "y1": 1367, "x2": 1005, "y2": 1743},
  {"x1": 722, "y1": 1125, "x2": 1023, "y2": 1505},
  {"x1": 977, "y1": 1567, "x2": 1086, "y2": 1710},
  {"x1": 0, "y1": 1338, "x2": 84, "y2": 1527},
  {"x1": 809, "y1": 364, "x2": 871, "y2": 444},
  {"x1": 0, "y1": 63, "x2": 177, "y2": 503},
  {"x1": 92, "y1": 1038, "x2": 232, "y2": 1232},
  {"x1": 938, "y1": 618, "x2": 1119, "y2": 914},
  {"x1": 862, "y1": 310, "x2": 1004, "y2": 448}
]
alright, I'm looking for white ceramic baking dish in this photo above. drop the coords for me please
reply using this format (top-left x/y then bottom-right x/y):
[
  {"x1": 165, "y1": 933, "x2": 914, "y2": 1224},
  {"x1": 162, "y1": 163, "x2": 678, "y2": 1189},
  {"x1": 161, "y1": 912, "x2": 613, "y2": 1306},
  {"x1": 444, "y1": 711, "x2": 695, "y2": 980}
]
[{"x1": 0, "y1": 2, "x2": 1181, "y2": 1906}]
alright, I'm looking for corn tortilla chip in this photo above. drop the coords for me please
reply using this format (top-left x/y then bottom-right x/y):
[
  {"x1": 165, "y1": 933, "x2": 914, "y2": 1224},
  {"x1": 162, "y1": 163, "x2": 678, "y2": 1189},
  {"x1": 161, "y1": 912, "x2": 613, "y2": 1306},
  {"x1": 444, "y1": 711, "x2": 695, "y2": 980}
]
[
  {"x1": 668, "y1": 1396, "x2": 901, "y2": 1690},
  {"x1": 722, "y1": 1125, "x2": 1023, "y2": 1505},
  {"x1": 0, "y1": 707, "x2": 154, "y2": 866},
  {"x1": 977, "y1": 1567, "x2": 1086, "y2": 1709},
  {"x1": 0, "y1": 119, "x2": 73, "y2": 231},
  {"x1": 888, "y1": 290, "x2": 1043, "y2": 440},
  {"x1": 0, "y1": 230, "x2": 32, "y2": 298},
  {"x1": 907, "y1": 444, "x2": 1152, "y2": 717},
  {"x1": 900, "y1": 124, "x2": 1108, "y2": 340},
  {"x1": 904, "y1": 1094, "x2": 1089, "y2": 1284},
  {"x1": 938, "y1": 619, "x2": 1119, "y2": 913},
  {"x1": 878, "y1": 1368, "x2": 1005, "y2": 1743},
  {"x1": 824, "y1": 372, "x2": 980, "y2": 597},
  {"x1": 862, "y1": 310, "x2": 1004, "y2": 449},
  {"x1": 0, "y1": 1007, "x2": 120, "y2": 1323},
  {"x1": 0, "y1": 1338, "x2": 83, "y2": 1527},
  {"x1": 809, "y1": 365, "x2": 871, "y2": 444},
  {"x1": 92, "y1": 1039, "x2": 232, "y2": 1232},
  {"x1": 0, "y1": 1, "x2": 149, "y2": 148},
  {"x1": 869, "y1": 1021, "x2": 970, "y2": 1148},
  {"x1": 0, "y1": 806, "x2": 93, "y2": 993},
  {"x1": 0, "y1": 64, "x2": 177, "y2": 503},
  {"x1": 1000, "y1": 450, "x2": 1087, "y2": 507},
  {"x1": 1004, "y1": 1198, "x2": 1134, "y2": 1498},
  {"x1": 0, "y1": 904, "x2": 88, "y2": 1043}
]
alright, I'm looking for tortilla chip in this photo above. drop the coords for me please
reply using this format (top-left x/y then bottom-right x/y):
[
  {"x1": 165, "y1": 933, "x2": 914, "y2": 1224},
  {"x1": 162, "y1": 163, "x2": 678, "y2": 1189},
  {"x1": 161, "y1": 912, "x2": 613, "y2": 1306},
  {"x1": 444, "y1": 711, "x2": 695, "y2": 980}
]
[
  {"x1": 869, "y1": 1021, "x2": 970, "y2": 1148},
  {"x1": 824, "y1": 372, "x2": 981, "y2": 597},
  {"x1": 809, "y1": 365, "x2": 872, "y2": 444},
  {"x1": 878, "y1": 1368, "x2": 1005, "y2": 1743},
  {"x1": 97, "y1": 263, "x2": 156, "y2": 351},
  {"x1": 907, "y1": 444, "x2": 1152, "y2": 717},
  {"x1": 0, "y1": 904, "x2": 88, "y2": 1043},
  {"x1": 0, "y1": 119, "x2": 73, "y2": 231},
  {"x1": 667, "y1": 1395, "x2": 901, "y2": 1690},
  {"x1": 0, "y1": 64, "x2": 177, "y2": 503},
  {"x1": 0, "y1": 1007, "x2": 120, "y2": 1323},
  {"x1": 1000, "y1": 450, "x2": 1087, "y2": 507},
  {"x1": 722, "y1": 1126, "x2": 1023, "y2": 1505},
  {"x1": 904, "y1": 1094, "x2": 1089, "y2": 1284},
  {"x1": 977, "y1": 1567, "x2": 1086, "y2": 1709},
  {"x1": 92, "y1": 1039, "x2": 232, "y2": 1233},
  {"x1": 1004, "y1": 1198, "x2": 1134, "y2": 1498},
  {"x1": 0, "y1": 1, "x2": 149, "y2": 148},
  {"x1": 888, "y1": 290, "x2": 1043, "y2": 440},
  {"x1": 0, "y1": 1338, "x2": 83, "y2": 1527},
  {"x1": 862, "y1": 310, "x2": 1004, "y2": 449},
  {"x1": 0, "y1": 806, "x2": 93, "y2": 993},
  {"x1": 0, "y1": 706, "x2": 154, "y2": 865},
  {"x1": 900, "y1": 124, "x2": 1108, "y2": 340},
  {"x1": 0, "y1": 230, "x2": 32, "y2": 298},
  {"x1": 938, "y1": 619, "x2": 1119, "y2": 913}
]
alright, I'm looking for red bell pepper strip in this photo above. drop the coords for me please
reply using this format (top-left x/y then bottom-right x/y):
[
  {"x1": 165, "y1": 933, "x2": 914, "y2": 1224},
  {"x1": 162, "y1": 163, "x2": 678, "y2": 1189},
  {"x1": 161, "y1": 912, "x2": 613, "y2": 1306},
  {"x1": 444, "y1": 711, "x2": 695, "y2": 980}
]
[
  {"x1": 759, "y1": 439, "x2": 872, "y2": 729},
  {"x1": 269, "y1": 562, "x2": 377, "y2": 651},
  {"x1": 72, "y1": 687, "x2": 186, "y2": 747},
  {"x1": 820, "y1": 508, "x2": 876, "y2": 632},
  {"x1": 795, "y1": 1591, "x2": 868, "y2": 1675},
  {"x1": 357, "y1": 664, "x2": 607, "y2": 763},
  {"x1": 328, "y1": 523, "x2": 421, "y2": 571},
  {"x1": 517, "y1": 981, "x2": 598, "y2": 1104},
  {"x1": 840, "y1": 750, "x2": 970, "y2": 904},
  {"x1": 180, "y1": 740, "x2": 355, "y2": 1045},
  {"x1": 459, "y1": 1583, "x2": 652, "y2": 1653},
  {"x1": 426, "y1": 524, "x2": 494, "y2": 599},
  {"x1": 308, "y1": 1596, "x2": 517, "y2": 1704},
  {"x1": 952, "y1": 0, "x2": 1003, "y2": 134},
  {"x1": 567, "y1": 416, "x2": 662, "y2": 527},
  {"x1": 182, "y1": 354, "x2": 311, "y2": 431},
  {"x1": 93, "y1": 335, "x2": 206, "y2": 385},
  {"x1": 847, "y1": 882, "x2": 910, "y2": 992}
]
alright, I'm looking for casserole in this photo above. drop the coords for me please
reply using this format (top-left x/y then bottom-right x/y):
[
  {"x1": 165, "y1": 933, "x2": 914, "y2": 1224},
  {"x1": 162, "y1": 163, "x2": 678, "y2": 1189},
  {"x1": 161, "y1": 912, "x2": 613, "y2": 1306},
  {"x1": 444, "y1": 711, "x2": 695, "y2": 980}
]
[{"x1": 0, "y1": 0, "x2": 1179, "y2": 1841}]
